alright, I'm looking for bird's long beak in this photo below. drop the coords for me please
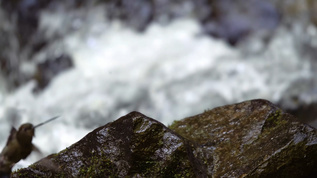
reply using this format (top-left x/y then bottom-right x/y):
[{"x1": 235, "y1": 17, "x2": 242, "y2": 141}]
[{"x1": 33, "y1": 116, "x2": 60, "y2": 129}]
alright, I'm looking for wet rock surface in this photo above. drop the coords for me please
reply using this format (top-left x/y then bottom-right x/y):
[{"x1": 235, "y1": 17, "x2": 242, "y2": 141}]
[
  {"x1": 12, "y1": 112, "x2": 206, "y2": 177},
  {"x1": 11, "y1": 99, "x2": 317, "y2": 177},
  {"x1": 170, "y1": 99, "x2": 317, "y2": 177}
]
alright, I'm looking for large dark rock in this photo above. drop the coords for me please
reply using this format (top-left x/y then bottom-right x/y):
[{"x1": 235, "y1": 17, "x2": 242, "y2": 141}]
[
  {"x1": 12, "y1": 112, "x2": 206, "y2": 177},
  {"x1": 170, "y1": 99, "x2": 317, "y2": 177},
  {"x1": 11, "y1": 99, "x2": 317, "y2": 177}
]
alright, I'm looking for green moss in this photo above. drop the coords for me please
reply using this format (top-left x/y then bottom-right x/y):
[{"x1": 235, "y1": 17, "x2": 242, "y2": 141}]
[
  {"x1": 78, "y1": 152, "x2": 117, "y2": 177},
  {"x1": 168, "y1": 120, "x2": 181, "y2": 131},
  {"x1": 266, "y1": 110, "x2": 285, "y2": 125},
  {"x1": 13, "y1": 162, "x2": 67, "y2": 178},
  {"x1": 169, "y1": 119, "x2": 195, "y2": 141},
  {"x1": 260, "y1": 109, "x2": 288, "y2": 136},
  {"x1": 168, "y1": 115, "x2": 213, "y2": 145}
]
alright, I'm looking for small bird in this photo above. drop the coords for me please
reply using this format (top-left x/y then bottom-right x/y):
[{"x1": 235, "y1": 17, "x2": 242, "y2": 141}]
[{"x1": 0, "y1": 116, "x2": 59, "y2": 175}]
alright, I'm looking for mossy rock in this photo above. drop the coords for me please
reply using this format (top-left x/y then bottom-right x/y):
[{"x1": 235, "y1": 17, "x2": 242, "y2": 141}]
[
  {"x1": 12, "y1": 112, "x2": 206, "y2": 177},
  {"x1": 12, "y1": 99, "x2": 317, "y2": 177},
  {"x1": 169, "y1": 99, "x2": 317, "y2": 177}
]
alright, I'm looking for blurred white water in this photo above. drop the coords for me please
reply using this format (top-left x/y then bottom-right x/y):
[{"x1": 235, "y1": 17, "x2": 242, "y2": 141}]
[{"x1": 0, "y1": 6, "x2": 315, "y2": 170}]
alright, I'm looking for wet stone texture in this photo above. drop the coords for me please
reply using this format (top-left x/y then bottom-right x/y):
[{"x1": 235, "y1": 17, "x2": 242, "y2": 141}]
[
  {"x1": 170, "y1": 99, "x2": 317, "y2": 177},
  {"x1": 12, "y1": 99, "x2": 317, "y2": 177},
  {"x1": 12, "y1": 112, "x2": 206, "y2": 177}
]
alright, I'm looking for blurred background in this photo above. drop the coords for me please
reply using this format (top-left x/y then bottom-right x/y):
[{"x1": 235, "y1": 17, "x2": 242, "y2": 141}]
[{"x1": 0, "y1": 0, "x2": 317, "y2": 170}]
